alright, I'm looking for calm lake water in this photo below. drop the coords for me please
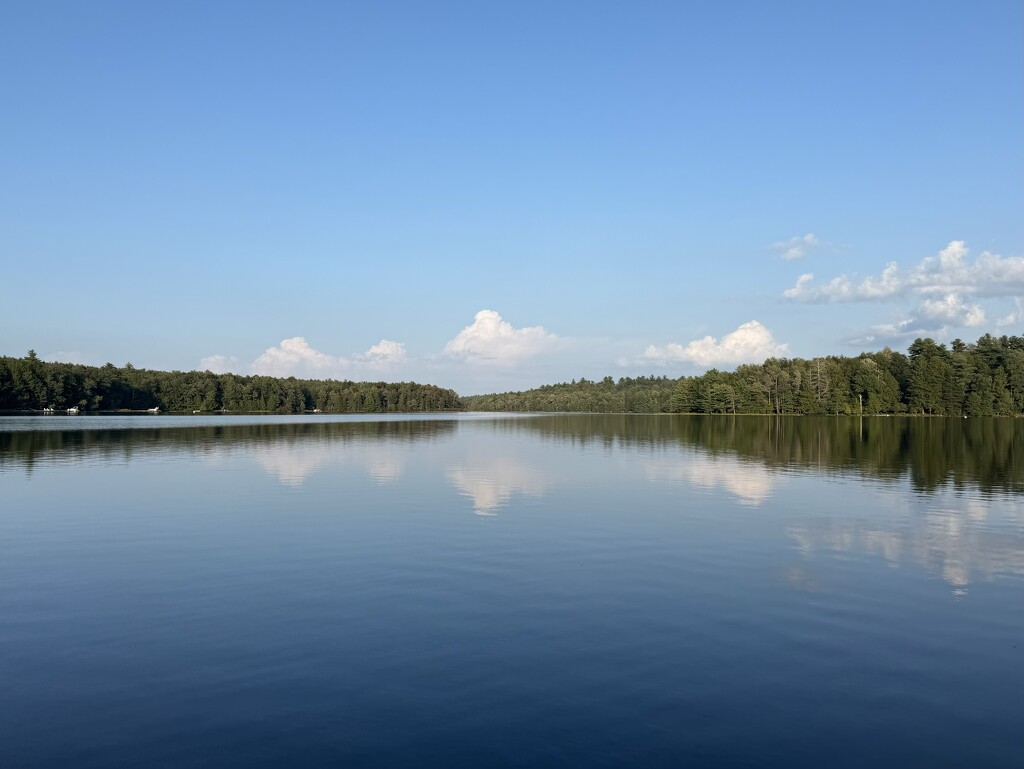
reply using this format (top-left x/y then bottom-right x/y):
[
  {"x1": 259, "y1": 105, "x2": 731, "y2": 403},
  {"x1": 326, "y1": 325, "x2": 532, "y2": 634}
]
[{"x1": 1, "y1": 414, "x2": 1021, "y2": 768}]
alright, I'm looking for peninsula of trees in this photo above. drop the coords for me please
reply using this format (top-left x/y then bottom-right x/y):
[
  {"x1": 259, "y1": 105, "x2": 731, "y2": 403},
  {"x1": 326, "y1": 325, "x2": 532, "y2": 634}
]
[
  {"x1": 464, "y1": 333, "x2": 1024, "y2": 417},
  {"x1": 0, "y1": 353, "x2": 462, "y2": 413}
]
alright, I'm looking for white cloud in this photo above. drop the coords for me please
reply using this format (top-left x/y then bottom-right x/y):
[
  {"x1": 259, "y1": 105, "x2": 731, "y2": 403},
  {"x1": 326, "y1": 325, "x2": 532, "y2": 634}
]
[
  {"x1": 847, "y1": 318, "x2": 938, "y2": 347},
  {"x1": 772, "y1": 233, "x2": 822, "y2": 261},
  {"x1": 195, "y1": 314, "x2": 566, "y2": 392},
  {"x1": 643, "y1": 320, "x2": 788, "y2": 367},
  {"x1": 252, "y1": 336, "x2": 338, "y2": 377},
  {"x1": 908, "y1": 241, "x2": 1024, "y2": 296},
  {"x1": 783, "y1": 272, "x2": 817, "y2": 299},
  {"x1": 918, "y1": 293, "x2": 986, "y2": 327},
  {"x1": 843, "y1": 302, "x2": 982, "y2": 346},
  {"x1": 784, "y1": 241, "x2": 1024, "y2": 303},
  {"x1": 199, "y1": 354, "x2": 241, "y2": 374},
  {"x1": 787, "y1": 241, "x2": 1022, "y2": 343},
  {"x1": 859, "y1": 261, "x2": 904, "y2": 298},
  {"x1": 996, "y1": 300, "x2": 1023, "y2": 328},
  {"x1": 248, "y1": 337, "x2": 409, "y2": 378},
  {"x1": 442, "y1": 309, "x2": 560, "y2": 363},
  {"x1": 356, "y1": 339, "x2": 408, "y2": 367},
  {"x1": 784, "y1": 262, "x2": 902, "y2": 301}
]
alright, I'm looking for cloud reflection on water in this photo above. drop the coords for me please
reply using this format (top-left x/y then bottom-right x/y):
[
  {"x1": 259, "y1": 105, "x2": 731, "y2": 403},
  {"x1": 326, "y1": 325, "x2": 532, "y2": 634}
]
[
  {"x1": 9, "y1": 415, "x2": 1018, "y2": 595},
  {"x1": 644, "y1": 453, "x2": 782, "y2": 506},
  {"x1": 250, "y1": 442, "x2": 407, "y2": 488},
  {"x1": 446, "y1": 459, "x2": 549, "y2": 515},
  {"x1": 787, "y1": 494, "x2": 1024, "y2": 594},
  {"x1": 250, "y1": 443, "x2": 334, "y2": 487}
]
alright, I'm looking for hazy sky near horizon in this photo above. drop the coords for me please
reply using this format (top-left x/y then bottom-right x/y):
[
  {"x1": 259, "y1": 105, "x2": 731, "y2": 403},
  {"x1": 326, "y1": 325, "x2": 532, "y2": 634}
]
[{"x1": 2, "y1": 1, "x2": 1022, "y2": 394}]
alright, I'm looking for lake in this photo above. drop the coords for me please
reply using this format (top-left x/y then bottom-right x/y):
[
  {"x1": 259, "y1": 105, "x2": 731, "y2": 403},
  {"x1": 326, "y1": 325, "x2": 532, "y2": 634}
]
[{"x1": 1, "y1": 414, "x2": 1021, "y2": 768}]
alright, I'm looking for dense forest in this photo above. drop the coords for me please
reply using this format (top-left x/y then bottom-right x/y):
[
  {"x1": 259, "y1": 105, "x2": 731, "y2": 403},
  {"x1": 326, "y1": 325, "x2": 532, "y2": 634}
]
[
  {"x1": 464, "y1": 333, "x2": 1024, "y2": 416},
  {"x1": 0, "y1": 352, "x2": 462, "y2": 413}
]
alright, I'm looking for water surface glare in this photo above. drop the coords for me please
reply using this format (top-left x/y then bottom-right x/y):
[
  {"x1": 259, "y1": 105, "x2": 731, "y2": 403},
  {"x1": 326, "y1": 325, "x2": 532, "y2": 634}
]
[{"x1": 1, "y1": 414, "x2": 1021, "y2": 768}]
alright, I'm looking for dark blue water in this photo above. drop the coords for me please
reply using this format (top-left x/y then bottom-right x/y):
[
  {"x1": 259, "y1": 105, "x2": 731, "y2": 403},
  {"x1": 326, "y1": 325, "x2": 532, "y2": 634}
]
[{"x1": 1, "y1": 415, "x2": 1021, "y2": 768}]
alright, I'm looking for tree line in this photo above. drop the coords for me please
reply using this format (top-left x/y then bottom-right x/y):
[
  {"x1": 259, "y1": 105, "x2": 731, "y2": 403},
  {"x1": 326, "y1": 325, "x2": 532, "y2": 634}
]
[
  {"x1": 465, "y1": 375, "x2": 678, "y2": 413},
  {"x1": 5, "y1": 331, "x2": 1024, "y2": 416},
  {"x1": 464, "y1": 333, "x2": 1024, "y2": 416},
  {"x1": 0, "y1": 352, "x2": 462, "y2": 413}
]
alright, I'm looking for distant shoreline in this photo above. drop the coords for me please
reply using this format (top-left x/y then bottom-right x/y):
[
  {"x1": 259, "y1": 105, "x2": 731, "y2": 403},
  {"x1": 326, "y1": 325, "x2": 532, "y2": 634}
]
[{"x1": 4, "y1": 330, "x2": 1023, "y2": 417}]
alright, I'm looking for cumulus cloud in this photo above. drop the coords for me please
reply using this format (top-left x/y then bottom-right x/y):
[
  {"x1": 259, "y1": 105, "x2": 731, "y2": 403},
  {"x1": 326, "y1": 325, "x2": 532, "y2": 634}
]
[
  {"x1": 198, "y1": 313, "x2": 564, "y2": 390},
  {"x1": 784, "y1": 262, "x2": 902, "y2": 301},
  {"x1": 918, "y1": 293, "x2": 985, "y2": 327},
  {"x1": 784, "y1": 241, "x2": 1024, "y2": 302},
  {"x1": 252, "y1": 337, "x2": 338, "y2": 376},
  {"x1": 247, "y1": 337, "x2": 409, "y2": 378},
  {"x1": 643, "y1": 320, "x2": 788, "y2": 367},
  {"x1": 443, "y1": 310, "x2": 560, "y2": 363},
  {"x1": 199, "y1": 354, "x2": 241, "y2": 374},
  {"x1": 356, "y1": 339, "x2": 408, "y2": 366},
  {"x1": 787, "y1": 240, "x2": 1022, "y2": 343},
  {"x1": 996, "y1": 300, "x2": 1023, "y2": 329},
  {"x1": 843, "y1": 299, "x2": 987, "y2": 346},
  {"x1": 783, "y1": 273, "x2": 816, "y2": 299},
  {"x1": 846, "y1": 318, "x2": 938, "y2": 347},
  {"x1": 772, "y1": 233, "x2": 822, "y2": 261}
]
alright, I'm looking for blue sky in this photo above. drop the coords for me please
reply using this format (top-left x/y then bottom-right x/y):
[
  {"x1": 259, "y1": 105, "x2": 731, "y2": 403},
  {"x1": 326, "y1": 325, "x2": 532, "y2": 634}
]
[{"x1": 2, "y1": 0, "x2": 1022, "y2": 394}]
